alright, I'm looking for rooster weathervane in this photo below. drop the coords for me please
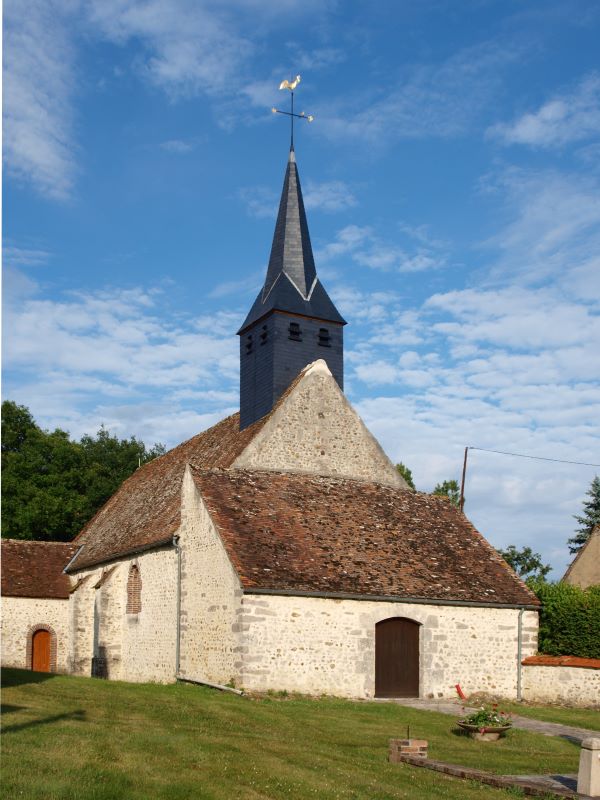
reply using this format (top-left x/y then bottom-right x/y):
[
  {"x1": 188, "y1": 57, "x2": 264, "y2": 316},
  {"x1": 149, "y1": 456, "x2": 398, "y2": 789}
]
[{"x1": 271, "y1": 75, "x2": 314, "y2": 149}]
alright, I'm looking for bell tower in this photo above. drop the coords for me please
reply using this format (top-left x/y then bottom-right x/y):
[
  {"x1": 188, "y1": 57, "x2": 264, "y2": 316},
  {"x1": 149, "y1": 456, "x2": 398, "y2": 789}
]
[{"x1": 238, "y1": 147, "x2": 346, "y2": 429}]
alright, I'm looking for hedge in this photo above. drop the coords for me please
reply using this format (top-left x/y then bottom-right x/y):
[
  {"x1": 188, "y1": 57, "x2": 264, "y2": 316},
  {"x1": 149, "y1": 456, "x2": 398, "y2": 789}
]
[{"x1": 527, "y1": 579, "x2": 600, "y2": 659}]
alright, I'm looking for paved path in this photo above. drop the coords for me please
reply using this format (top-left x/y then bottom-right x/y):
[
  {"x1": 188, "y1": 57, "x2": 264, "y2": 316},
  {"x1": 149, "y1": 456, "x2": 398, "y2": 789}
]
[{"x1": 388, "y1": 698, "x2": 600, "y2": 744}]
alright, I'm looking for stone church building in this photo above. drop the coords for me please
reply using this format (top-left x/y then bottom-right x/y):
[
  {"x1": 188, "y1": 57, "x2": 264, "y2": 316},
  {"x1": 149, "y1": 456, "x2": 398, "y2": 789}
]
[{"x1": 2, "y1": 147, "x2": 539, "y2": 699}]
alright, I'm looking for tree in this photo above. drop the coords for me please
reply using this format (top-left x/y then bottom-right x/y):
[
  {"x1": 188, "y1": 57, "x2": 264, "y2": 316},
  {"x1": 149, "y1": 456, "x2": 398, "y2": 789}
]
[
  {"x1": 395, "y1": 462, "x2": 415, "y2": 490},
  {"x1": 568, "y1": 476, "x2": 600, "y2": 554},
  {"x1": 497, "y1": 545, "x2": 552, "y2": 581},
  {"x1": 1, "y1": 401, "x2": 165, "y2": 542},
  {"x1": 432, "y1": 479, "x2": 460, "y2": 508}
]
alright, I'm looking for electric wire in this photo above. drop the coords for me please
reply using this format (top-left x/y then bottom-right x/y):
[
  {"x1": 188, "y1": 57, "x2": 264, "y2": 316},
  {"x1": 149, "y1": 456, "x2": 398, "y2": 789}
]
[{"x1": 466, "y1": 446, "x2": 600, "y2": 468}]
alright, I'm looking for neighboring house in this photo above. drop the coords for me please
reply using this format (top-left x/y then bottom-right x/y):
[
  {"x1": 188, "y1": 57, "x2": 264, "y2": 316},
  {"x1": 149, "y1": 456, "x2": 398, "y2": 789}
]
[
  {"x1": 562, "y1": 526, "x2": 600, "y2": 589},
  {"x1": 1, "y1": 146, "x2": 540, "y2": 699},
  {"x1": 1, "y1": 539, "x2": 77, "y2": 673}
]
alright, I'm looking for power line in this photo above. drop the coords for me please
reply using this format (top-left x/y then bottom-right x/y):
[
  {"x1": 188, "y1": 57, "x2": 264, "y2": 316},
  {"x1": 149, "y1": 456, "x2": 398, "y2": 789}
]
[{"x1": 467, "y1": 446, "x2": 600, "y2": 468}]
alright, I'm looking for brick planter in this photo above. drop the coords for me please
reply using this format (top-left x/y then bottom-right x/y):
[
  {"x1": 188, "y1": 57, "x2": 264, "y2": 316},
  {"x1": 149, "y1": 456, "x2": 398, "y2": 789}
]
[{"x1": 389, "y1": 739, "x2": 428, "y2": 762}]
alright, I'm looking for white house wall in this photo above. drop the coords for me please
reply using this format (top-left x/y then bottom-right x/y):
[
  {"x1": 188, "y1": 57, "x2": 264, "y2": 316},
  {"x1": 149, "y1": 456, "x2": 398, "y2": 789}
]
[
  {"x1": 68, "y1": 547, "x2": 177, "y2": 683},
  {"x1": 178, "y1": 466, "x2": 243, "y2": 687},
  {"x1": 238, "y1": 593, "x2": 538, "y2": 699},
  {"x1": 233, "y1": 361, "x2": 406, "y2": 489},
  {"x1": 1, "y1": 596, "x2": 71, "y2": 672}
]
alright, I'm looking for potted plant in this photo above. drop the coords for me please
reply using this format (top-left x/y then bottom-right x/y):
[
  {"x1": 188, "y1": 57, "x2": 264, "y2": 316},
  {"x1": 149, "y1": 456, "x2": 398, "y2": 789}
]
[{"x1": 457, "y1": 704, "x2": 512, "y2": 741}]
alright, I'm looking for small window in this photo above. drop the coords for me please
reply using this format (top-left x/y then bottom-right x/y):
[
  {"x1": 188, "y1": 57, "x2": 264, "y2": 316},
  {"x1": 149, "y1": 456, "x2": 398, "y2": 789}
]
[
  {"x1": 245, "y1": 335, "x2": 253, "y2": 354},
  {"x1": 259, "y1": 325, "x2": 268, "y2": 345},
  {"x1": 318, "y1": 328, "x2": 331, "y2": 347},
  {"x1": 288, "y1": 322, "x2": 302, "y2": 341},
  {"x1": 126, "y1": 564, "x2": 142, "y2": 614}
]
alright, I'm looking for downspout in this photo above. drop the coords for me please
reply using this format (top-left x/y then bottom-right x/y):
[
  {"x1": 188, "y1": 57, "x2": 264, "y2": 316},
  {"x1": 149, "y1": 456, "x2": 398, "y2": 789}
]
[
  {"x1": 173, "y1": 535, "x2": 181, "y2": 678},
  {"x1": 516, "y1": 607, "x2": 525, "y2": 702}
]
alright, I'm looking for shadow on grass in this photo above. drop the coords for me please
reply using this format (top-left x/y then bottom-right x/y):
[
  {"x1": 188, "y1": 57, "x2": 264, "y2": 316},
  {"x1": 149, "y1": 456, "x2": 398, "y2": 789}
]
[
  {"x1": 2, "y1": 709, "x2": 86, "y2": 735},
  {"x1": 1, "y1": 704, "x2": 27, "y2": 715},
  {"x1": 1, "y1": 668, "x2": 57, "y2": 688}
]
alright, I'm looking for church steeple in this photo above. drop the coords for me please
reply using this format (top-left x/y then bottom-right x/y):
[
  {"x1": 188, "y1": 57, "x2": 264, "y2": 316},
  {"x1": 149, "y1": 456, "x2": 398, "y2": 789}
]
[{"x1": 238, "y1": 148, "x2": 346, "y2": 430}]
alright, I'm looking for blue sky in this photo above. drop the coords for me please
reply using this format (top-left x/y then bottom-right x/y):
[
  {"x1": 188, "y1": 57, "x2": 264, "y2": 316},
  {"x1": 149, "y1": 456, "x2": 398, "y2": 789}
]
[{"x1": 3, "y1": 0, "x2": 600, "y2": 575}]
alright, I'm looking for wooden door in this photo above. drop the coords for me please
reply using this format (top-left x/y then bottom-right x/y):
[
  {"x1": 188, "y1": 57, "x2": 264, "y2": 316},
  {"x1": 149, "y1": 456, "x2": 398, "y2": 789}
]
[
  {"x1": 375, "y1": 617, "x2": 419, "y2": 697},
  {"x1": 32, "y1": 629, "x2": 51, "y2": 672}
]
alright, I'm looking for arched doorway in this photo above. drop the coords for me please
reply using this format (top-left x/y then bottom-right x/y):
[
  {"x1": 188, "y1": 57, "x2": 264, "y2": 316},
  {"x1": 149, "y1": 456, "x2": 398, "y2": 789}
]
[
  {"x1": 31, "y1": 629, "x2": 52, "y2": 672},
  {"x1": 375, "y1": 617, "x2": 420, "y2": 697}
]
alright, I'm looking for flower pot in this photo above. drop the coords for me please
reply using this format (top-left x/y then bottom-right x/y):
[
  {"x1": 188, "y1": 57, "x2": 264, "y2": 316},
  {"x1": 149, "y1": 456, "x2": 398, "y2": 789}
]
[{"x1": 457, "y1": 721, "x2": 511, "y2": 742}]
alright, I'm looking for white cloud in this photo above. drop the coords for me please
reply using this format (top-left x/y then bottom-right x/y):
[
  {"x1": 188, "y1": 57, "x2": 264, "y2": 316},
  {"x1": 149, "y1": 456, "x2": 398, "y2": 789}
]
[
  {"x1": 3, "y1": 284, "x2": 239, "y2": 442},
  {"x1": 208, "y1": 271, "x2": 263, "y2": 299},
  {"x1": 318, "y1": 37, "x2": 526, "y2": 144},
  {"x1": 238, "y1": 186, "x2": 278, "y2": 219},
  {"x1": 317, "y1": 224, "x2": 447, "y2": 273},
  {"x1": 304, "y1": 180, "x2": 357, "y2": 212},
  {"x1": 292, "y1": 46, "x2": 346, "y2": 71},
  {"x1": 86, "y1": 0, "x2": 252, "y2": 98},
  {"x1": 159, "y1": 139, "x2": 195, "y2": 154},
  {"x1": 2, "y1": 244, "x2": 52, "y2": 267},
  {"x1": 480, "y1": 168, "x2": 600, "y2": 296},
  {"x1": 489, "y1": 73, "x2": 600, "y2": 148},
  {"x1": 3, "y1": 0, "x2": 78, "y2": 199}
]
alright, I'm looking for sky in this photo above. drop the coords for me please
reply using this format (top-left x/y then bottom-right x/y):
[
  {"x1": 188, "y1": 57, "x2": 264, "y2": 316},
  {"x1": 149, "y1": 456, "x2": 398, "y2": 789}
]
[{"x1": 3, "y1": 0, "x2": 600, "y2": 576}]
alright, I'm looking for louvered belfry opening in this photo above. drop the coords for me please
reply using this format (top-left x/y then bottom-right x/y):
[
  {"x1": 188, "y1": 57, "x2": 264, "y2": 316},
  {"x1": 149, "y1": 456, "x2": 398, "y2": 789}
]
[{"x1": 238, "y1": 149, "x2": 346, "y2": 430}]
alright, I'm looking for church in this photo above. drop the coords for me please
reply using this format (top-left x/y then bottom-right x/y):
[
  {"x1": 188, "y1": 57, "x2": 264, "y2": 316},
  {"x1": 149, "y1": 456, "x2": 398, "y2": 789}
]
[{"x1": 1, "y1": 144, "x2": 539, "y2": 700}]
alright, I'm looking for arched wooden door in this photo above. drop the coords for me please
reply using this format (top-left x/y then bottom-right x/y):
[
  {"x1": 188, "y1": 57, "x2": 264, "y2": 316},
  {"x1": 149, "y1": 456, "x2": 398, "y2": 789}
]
[
  {"x1": 31, "y1": 629, "x2": 51, "y2": 672},
  {"x1": 375, "y1": 617, "x2": 420, "y2": 698}
]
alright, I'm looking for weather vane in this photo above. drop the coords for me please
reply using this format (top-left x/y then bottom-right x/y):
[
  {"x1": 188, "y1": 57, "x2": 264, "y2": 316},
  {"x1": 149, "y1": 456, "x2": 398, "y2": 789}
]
[{"x1": 271, "y1": 75, "x2": 314, "y2": 150}]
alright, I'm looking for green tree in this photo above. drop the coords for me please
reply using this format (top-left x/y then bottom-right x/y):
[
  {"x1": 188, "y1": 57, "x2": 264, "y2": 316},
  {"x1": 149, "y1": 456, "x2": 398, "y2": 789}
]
[
  {"x1": 432, "y1": 479, "x2": 460, "y2": 508},
  {"x1": 80, "y1": 426, "x2": 166, "y2": 513},
  {"x1": 497, "y1": 545, "x2": 552, "y2": 581},
  {"x1": 395, "y1": 462, "x2": 415, "y2": 490},
  {"x1": 568, "y1": 476, "x2": 600, "y2": 554},
  {"x1": 1, "y1": 401, "x2": 165, "y2": 542}
]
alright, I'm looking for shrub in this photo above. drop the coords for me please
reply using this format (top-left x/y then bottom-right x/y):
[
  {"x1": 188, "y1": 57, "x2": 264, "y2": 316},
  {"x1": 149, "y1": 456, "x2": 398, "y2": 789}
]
[{"x1": 527, "y1": 579, "x2": 600, "y2": 659}]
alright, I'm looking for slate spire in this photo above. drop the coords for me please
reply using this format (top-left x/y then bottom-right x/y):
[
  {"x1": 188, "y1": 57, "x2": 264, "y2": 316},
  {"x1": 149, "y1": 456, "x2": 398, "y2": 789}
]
[
  {"x1": 238, "y1": 149, "x2": 346, "y2": 333},
  {"x1": 238, "y1": 148, "x2": 346, "y2": 430}
]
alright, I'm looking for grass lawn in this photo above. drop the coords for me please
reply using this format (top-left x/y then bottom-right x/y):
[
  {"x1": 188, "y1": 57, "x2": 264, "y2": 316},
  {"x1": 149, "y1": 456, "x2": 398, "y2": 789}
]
[
  {"x1": 499, "y1": 700, "x2": 600, "y2": 731},
  {"x1": 1, "y1": 669, "x2": 585, "y2": 800}
]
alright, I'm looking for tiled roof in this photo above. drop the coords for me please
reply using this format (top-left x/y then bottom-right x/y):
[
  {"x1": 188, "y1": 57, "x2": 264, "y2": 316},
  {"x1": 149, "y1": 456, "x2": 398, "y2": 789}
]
[
  {"x1": 67, "y1": 412, "x2": 268, "y2": 571},
  {"x1": 193, "y1": 469, "x2": 539, "y2": 607},
  {"x1": 1, "y1": 539, "x2": 77, "y2": 599}
]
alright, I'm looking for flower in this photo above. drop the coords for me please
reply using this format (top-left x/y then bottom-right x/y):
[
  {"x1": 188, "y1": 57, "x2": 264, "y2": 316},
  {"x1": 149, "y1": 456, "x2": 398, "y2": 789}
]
[{"x1": 459, "y1": 704, "x2": 512, "y2": 729}]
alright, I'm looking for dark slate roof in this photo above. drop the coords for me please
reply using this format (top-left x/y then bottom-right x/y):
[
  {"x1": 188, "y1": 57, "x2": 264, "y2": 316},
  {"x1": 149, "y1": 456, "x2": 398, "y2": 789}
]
[
  {"x1": 1, "y1": 539, "x2": 77, "y2": 599},
  {"x1": 192, "y1": 469, "x2": 539, "y2": 607},
  {"x1": 66, "y1": 411, "x2": 272, "y2": 572},
  {"x1": 238, "y1": 149, "x2": 346, "y2": 333}
]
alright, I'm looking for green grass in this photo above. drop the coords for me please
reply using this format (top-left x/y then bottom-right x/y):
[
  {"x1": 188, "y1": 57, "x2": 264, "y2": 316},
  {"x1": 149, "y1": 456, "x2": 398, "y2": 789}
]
[
  {"x1": 1, "y1": 669, "x2": 584, "y2": 800},
  {"x1": 500, "y1": 701, "x2": 600, "y2": 731}
]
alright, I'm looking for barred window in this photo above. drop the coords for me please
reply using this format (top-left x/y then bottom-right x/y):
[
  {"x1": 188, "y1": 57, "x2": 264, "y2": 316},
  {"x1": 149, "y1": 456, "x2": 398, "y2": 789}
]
[{"x1": 126, "y1": 564, "x2": 142, "y2": 614}]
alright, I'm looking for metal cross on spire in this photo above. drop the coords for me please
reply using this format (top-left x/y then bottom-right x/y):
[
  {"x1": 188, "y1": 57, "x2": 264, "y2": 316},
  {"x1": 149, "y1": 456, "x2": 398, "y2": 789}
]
[{"x1": 271, "y1": 74, "x2": 314, "y2": 150}]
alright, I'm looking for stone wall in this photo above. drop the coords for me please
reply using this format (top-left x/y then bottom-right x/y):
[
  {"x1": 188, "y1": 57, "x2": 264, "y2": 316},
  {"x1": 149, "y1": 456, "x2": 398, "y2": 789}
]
[
  {"x1": 68, "y1": 547, "x2": 177, "y2": 683},
  {"x1": 234, "y1": 360, "x2": 406, "y2": 489},
  {"x1": 178, "y1": 467, "x2": 242, "y2": 686},
  {"x1": 238, "y1": 593, "x2": 538, "y2": 699},
  {"x1": 522, "y1": 657, "x2": 600, "y2": 708},
  {"x1": 1, "y1": 596, "x2": 71, "y2": 672}
]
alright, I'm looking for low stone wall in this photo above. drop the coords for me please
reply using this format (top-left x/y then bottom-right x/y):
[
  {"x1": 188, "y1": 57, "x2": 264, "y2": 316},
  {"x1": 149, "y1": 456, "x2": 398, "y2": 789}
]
[{"x1": 522, "y1": 655, "x2": 600, "y2": 708}]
